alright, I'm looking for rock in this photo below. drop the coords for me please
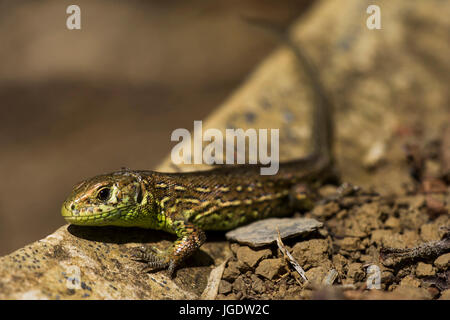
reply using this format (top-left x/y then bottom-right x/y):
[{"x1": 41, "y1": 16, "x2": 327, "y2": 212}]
[
  {"x1": 347, "y1": 263, "x2": 364, "y2": 282},
  {"x1": 384, "y1": 217, "x2": 400, "y2": 229},
  {"x1": 363, "y1": 140, "x2": 386, "y2": 169},
  {"x1": 434, "y1": 253, "x2": 450, "y2": 270},
  {"x1": 398, "y1": 208, "x2": 429, "y2": 231},
  {"x1": 236, "y1": 246, "x2": 272, "y2": 269},
  {"x1": 415, "y1": 262, "x2": 435, "y2": 277},
  {"x1": 396, "y1": 195, "x2": 426, "y2": 210},
  {"x1": 229, "y1": 243, "x2": 241, "y2": 256},
  {"x1": 336, "y1": 210, "x2": 348, "y2": 219},
  {"x1": 232, "y1": 275, "x2": 248, "y2": 294},
  {"x1": 255, "y1": 258, "x2": 284, "y2": 280},
  {"x1": 222, "y1": 261, "x2": 240, "y2": 282},
  {"x1": 216, "y1": 293, "x2": 237, "y2": 300},
  {"x1": 393, "y1": 286, "x2": 432, "y2": 300},
  {"x1": 218, "y1": 280, "x2": 232, "y2": 295},
  {"x1": 397, "y1": 267, "x2": 415, "y2": 279},
  {"x1": 371, "y1": 229, "x2": 420, "y2": 248},
  {"x1": 225, "y1": 218, "x2": 323, "y2": 248},
  {"x1": 359, "y1": 254, "x2": 375, "y2": 264},
  {"x1": 440, "y1": 289, "x2": 450, "y2": 300},
  {"x1": 305, "y1": 266, "x2": 328, "y2": 285},
  {"x1": 399, "y1": 275, "x2": 421, "y2": 288},
  {"x1": 381, "y1": 270, "x2": 395, "y2": 288},
  {"x1": 339, "y1": 197, "x2": 359, "y2": 209},
  {"x1": 420, "y1": 223, "x2": 442, "y2": 242},
  {"x1": 357, "y1": 202, "x2": 381, "y2": 218},
  {"x1": 284, "y1": 286, "x2": 304, "y2": 300},
  {"x1": 425, "y1": 194, "x2": 447, "y2": 218},
  {"x1": 312, "y1": 202, "x2": 340, "y2": 218},
  {"x1": 318, "y1": 185, "x2": 338, "y2": 198},
  {"x1": 250, "y1": 275, "x2": 265, "y2": 294},
  {"x1": 332, "y1": 254, "x2": 348, "y2": 275},
  {"x1": 276, "y1": 279, "x2": 287, "y2": 298},
  {"x1": 292, "y1": 239, "x2": 331, "y2": 269},
  {"x1": 235, "y1": 260, "x2": 252, "y2": 273},
  {"x1": 337, "y1": 237, "x2": 361, "y2": 252},
  {"x1": 371, "y1": 229, "x2": 393, "y2": 245},
  {"x1": 0, "y1": 226, "x2": 201, "y2": 300},
  {"x1": 426, "y1": 287, "x2": 440, "y2": 299}
]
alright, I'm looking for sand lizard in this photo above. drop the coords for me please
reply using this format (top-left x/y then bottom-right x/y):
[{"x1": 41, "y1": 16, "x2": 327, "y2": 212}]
[{"x1": 61, "y1": 34, "x2": 337, "y2": 277}]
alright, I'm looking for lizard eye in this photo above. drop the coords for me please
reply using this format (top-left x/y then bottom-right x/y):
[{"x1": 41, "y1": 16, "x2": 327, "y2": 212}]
[{"x1": 96, "y1": 187, "x2": 111, "y2": 201}]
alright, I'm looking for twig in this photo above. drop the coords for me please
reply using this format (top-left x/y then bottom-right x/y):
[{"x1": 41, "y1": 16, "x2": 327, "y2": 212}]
[
  {"x1": 200, "y1": 257, "x2": 230, "y2": 300},
  {"x1": 322, "y1": 269, "x2": 338, "y2": 286},
  {"x1": 380, "y1": 227, "x2": 450, "y2": 266},
  {"x1": 276, "y1": 227, "x2": 308, "y2": 283}
]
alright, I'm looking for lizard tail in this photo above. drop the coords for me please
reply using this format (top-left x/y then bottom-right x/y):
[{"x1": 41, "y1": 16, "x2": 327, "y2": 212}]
[{"x1": 241, "y1": 16, "x2": 335, "y2": 167}]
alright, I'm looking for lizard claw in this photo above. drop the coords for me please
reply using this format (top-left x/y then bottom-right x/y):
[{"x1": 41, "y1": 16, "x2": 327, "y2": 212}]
[
  {"x1": 129, "y1": 246, "x2": 148, "y2": 261},
  {"x1": 130, "y1": 246, "x2": 172, "y2": 274},
  {"x1": 139, "y1": 258, "x2": 176, "y2": 278},
  {"x1": 166, "y1": 260, "x2": 177, "y2": 278},
  {"x1": 140, "y1": 261, "x2": 169, "y2": 274},
  {"x1": 130, "y1": 246, "x2": 162, "y2": 261}
]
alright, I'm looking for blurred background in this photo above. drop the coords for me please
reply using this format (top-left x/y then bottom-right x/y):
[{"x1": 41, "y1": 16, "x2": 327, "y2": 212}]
[{"x1": 0, "y1": 0, "x2": 315, "y2": 255}]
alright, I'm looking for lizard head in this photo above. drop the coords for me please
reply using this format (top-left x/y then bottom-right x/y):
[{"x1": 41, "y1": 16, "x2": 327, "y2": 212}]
[{"x1": 61, "y1": 170, "x2": 152, "y2": 227}]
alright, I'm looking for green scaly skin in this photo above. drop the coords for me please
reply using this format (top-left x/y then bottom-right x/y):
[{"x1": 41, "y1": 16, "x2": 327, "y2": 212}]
[{"x1": 61, "y1": 38, "x2": 336, "y2": 277}]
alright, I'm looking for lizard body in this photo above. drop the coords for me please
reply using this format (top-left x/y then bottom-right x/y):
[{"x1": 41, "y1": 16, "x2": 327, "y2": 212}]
[{"x1": 61, "y1": 35, "x2": 336, "y2": 277}]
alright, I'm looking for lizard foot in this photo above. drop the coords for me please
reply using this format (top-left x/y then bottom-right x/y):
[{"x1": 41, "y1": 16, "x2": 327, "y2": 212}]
[
  {"x1": 317, "y1": 182, "x2": 361, "y2": 205},
  {"x1": 129, "y1": 223, "x2": 206, "y2": 278},
  {"x1": 130, "y1": 246, "x2": 173, "y2": 275},
  {"x1": 289, "y1": 183, "x2": 315, "y2": 211}
]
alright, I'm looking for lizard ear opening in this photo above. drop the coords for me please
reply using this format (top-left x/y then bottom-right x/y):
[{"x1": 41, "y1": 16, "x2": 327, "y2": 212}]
[{"x1": 135, "y1": 184, "x2": 143, "y2": 204}]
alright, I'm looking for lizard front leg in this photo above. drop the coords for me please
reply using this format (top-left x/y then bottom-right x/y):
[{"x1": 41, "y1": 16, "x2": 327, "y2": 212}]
[
  {"x1": 132, "y1": 220, "x2": 206, "y2": 278},
  {"x1": 289, "y1": 183, "x2": 316, "y2": 211}
]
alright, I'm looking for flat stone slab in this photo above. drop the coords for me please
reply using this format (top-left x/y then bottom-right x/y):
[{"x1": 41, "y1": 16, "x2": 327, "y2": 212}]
[{"x1": 225, "y1": 218, "x2": 323, "y2": 248}]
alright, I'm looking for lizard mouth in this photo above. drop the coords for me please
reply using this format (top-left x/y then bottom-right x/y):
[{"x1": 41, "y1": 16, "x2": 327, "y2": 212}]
[{"x1": 61, "y1": 204, "x2": 121, "y2": 225}]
